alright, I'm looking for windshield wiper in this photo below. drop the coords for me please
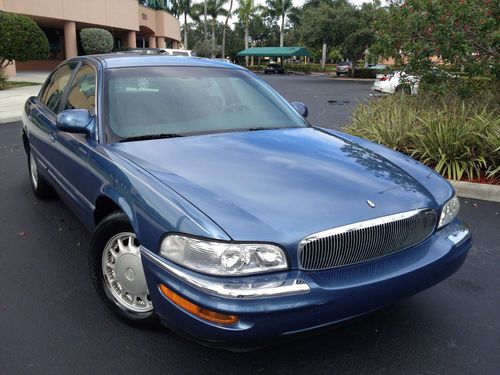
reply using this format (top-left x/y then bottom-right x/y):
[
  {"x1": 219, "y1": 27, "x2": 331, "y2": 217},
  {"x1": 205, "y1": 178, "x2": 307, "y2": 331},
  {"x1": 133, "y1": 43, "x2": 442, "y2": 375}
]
[
  {"x1": 119, "y1": 133, "x2": 183, "y2": 142},
  {"x1": 247, "y1": 127, "x2": 272, "y2": 131}
]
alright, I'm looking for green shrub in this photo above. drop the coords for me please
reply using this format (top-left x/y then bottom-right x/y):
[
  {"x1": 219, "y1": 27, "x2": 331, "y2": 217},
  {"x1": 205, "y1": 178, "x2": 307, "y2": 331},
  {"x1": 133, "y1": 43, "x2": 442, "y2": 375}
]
[
  {"x1": 344, "y1": 93, "x2": 500, "y2": 181},
  {"x1": 346, "y1": 94, "x2": 418, "y2": 151},
  {"x1": 80, "y1": 28, "x2": 114, "y2": 55},
  {"x1": 285, "y1": 63, "x2": 338, "y2": 74},
  {"x1": 286, "y1": 64, "x2": 312, "y2": 74},
  {"x1": 419, "y1": 74, "x2": 498, "y2": 100},
  {"x1": 0, "y1": 11, "x2": 49, "y2": 67},
  {"x1": 353, "y1": 68, "x2": 377, "y2": 79}
]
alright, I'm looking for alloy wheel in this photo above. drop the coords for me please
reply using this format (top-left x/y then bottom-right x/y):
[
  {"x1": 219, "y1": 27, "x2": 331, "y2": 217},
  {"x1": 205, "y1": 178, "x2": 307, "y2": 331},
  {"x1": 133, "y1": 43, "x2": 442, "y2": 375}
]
[{"x1": 101, "y1": 232, "x2": 153, "y2": 313}]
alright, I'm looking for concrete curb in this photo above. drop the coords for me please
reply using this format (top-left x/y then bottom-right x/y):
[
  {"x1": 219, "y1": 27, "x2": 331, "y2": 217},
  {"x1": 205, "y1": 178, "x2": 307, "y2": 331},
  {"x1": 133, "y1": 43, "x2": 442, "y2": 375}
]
[
  {"x1": 450, "y1": 180, "x2": 500, "y2": 203},
  {"x1": 0, "y1": 116, "x2": 21, "y2": 124},
  {"x1": 328, "y1": 76, "x2": 376, "y2": 82}
]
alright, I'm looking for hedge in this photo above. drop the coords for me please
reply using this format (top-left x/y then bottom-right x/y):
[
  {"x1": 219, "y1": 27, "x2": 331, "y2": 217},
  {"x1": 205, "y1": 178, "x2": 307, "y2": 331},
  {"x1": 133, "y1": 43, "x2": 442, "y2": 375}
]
[{"x1": 80, "y1": 28, "x2": 114, "y2": 55}]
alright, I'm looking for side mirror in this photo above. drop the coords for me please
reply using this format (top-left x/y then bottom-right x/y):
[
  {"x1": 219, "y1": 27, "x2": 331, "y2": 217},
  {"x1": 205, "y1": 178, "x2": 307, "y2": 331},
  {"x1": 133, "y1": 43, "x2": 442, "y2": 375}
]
[
  {"x1": 56, "y1": 109, "x2": 94, "y2": 135},
  {"x1": 291, "y1": 102, "x2": 308, "y2": 118}
]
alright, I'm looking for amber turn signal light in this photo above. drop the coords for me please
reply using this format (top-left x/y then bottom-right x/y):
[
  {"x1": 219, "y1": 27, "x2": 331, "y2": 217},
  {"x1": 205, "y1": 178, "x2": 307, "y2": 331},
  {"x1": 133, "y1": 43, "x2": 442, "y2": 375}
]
[{"x1": 159, "y1": 284, "x2": 239, "y2": 325}]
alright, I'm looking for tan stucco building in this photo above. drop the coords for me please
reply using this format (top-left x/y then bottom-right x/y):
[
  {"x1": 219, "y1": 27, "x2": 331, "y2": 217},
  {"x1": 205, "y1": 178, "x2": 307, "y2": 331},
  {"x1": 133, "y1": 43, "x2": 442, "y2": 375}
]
[{"x1": 0, "y1": 0, "x2": 181, "y2": 75}]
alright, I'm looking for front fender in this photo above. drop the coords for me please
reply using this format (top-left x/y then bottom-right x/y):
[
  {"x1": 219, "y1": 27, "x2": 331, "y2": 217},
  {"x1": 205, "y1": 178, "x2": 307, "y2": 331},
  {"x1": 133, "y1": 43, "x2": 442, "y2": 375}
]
[{"x1": 88, "y1": 145, "x2": 231, "y2": 253}]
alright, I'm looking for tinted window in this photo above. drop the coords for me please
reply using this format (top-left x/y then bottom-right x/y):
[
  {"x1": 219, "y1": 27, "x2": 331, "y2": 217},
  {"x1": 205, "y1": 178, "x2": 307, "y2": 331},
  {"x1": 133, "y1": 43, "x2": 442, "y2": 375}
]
[
  {"x1": 63, "y1": 64, "x2": 96, "y2": 114},
  {"x1": 106, "y1": 67, "x2": 307, "y2": 141},
  {"x1": 40, "y1": 62, "x2": 78, "y2": 113}
]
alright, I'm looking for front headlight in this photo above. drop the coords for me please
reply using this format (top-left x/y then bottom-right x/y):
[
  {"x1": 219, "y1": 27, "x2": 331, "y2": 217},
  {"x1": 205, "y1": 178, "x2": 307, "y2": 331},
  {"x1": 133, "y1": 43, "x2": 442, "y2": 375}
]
[
  {"x1": 438, "y1": 195, "x2": 460, "y2": 229},
  {"x1": 160, "y1": 235, "x2": 288, "y2": 276}
]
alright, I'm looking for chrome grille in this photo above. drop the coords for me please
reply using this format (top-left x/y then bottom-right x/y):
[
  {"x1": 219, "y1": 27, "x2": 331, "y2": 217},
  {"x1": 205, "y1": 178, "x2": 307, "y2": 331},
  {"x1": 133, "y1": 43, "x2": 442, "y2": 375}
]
[{"x1": 298, "y1": 209, "x2": 436, "y2": 271}]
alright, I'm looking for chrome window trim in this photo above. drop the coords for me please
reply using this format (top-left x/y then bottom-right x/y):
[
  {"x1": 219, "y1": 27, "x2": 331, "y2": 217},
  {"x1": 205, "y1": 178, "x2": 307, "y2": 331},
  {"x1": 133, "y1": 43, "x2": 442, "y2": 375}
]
[{"x1": 140, "y1": 246, "x2": 310, "y2": 299}]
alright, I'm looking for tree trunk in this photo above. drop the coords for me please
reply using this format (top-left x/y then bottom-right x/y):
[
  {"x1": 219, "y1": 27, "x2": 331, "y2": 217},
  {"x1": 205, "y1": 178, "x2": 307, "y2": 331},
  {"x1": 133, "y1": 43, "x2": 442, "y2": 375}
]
[
  {"x1": 204, "y1": 0, "x2": 208, "y2": 40},
  {"x1": 211, "y1": 19, "x2": 216, "y2": 57},
  {"x1": 183, "y1": 12, "x2": 188, "y2": 49},
  {"x1": 280, "y1": 6, "x2": 284, "y2": 47},
  {"x1": 222, "y1": 0, "x2": 233, "y2": 59},
  {"x1": 222, "y1": 29, "x2": 226, "y2": 60},
  {"x1": 244, "y1": 24, "x2": 249, "y2": 67}
]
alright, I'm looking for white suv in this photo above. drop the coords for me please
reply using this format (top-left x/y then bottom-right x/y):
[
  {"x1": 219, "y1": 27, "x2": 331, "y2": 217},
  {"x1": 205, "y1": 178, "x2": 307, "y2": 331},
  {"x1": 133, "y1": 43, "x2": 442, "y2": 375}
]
[{"x1": 158, "y1": 48, "x2": 195, "y2": 57}]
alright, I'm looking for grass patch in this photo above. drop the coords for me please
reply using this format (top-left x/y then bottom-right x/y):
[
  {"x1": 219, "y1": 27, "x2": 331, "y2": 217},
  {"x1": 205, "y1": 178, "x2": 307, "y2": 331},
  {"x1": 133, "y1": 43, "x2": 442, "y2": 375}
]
[
  {"x1": 1, "y1": 81, "x2": 40, "y2": 90},
  {"x1": 343, "y1": 92, "x2": 500, "y2": 182}
]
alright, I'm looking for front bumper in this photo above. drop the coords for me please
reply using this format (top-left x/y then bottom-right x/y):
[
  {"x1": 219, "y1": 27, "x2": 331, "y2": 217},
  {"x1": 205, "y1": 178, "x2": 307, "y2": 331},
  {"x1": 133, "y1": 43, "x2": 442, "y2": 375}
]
[{"x1": 140, "y1": 219, "x2": 471, "y2": 349}]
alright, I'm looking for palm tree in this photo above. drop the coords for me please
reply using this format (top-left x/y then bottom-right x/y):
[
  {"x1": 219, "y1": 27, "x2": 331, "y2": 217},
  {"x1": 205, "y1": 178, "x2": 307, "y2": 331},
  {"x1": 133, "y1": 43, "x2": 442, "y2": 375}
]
[
  {"x1": 204, "y1": 0, "x2": 208, "y2": 40},
  {"x1": 265, "y1": 0, "x2": 293, "y2": 47},
  {"x1": 222, "y1": 0, "x2": 234, "y2": 59},
  {"x1": 207, "y1": 0, "x2": 228, "y2": 55},
  {"x1": 178, "y1": 0, "x2": 191, "y2": 48},
  {"x1": 235, "y1": 0, "x2": 261, "y2": 66},
  {"x1": 192, "y1": 0, "x2": 228, "y2": 56}
]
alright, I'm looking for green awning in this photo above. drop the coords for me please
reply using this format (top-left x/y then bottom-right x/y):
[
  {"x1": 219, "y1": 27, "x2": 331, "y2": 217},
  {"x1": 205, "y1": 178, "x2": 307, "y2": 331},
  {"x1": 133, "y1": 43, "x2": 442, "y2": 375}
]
[{"x1": 236, "y1": 47, "x2": 311, "y2": 57}]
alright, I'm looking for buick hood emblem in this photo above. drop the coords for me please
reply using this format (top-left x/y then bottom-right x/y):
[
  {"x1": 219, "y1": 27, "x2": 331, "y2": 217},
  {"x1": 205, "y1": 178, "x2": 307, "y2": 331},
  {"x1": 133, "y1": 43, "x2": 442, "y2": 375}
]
[{"x1": 366, "y1": 200, "x2": 376, "y2": 208}]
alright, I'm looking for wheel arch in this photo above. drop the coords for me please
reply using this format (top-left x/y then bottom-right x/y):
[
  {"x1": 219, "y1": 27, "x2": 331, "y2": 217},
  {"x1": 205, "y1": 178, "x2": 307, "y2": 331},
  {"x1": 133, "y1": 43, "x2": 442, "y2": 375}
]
[
  {"x1": 93, "y1": 192, "x2": 137, "y2": 235},
  {"x1": 22, "y1": 129, "x2": 29, "y2": 154}
]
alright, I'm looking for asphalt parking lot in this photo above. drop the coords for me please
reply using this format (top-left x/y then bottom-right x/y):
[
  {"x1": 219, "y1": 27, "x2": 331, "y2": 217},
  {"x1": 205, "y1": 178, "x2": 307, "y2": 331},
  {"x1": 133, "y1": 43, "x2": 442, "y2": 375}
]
[
  {"x1": 261, "y1": 74, "x2": 373, "y2": 129},
  {"x1": 1, "y1": 76, "x2": 499, "y2": 374}
]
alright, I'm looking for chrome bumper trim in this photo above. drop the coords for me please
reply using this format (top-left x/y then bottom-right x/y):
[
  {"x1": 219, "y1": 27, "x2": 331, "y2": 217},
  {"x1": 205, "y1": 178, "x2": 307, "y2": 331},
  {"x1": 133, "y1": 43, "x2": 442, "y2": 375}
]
[
  {"x1": 140, "y1": 246, "x2": 310, "y2": 299},
  {"x1": 447, "y1": 223, "x2": 471, "y2": 246}
]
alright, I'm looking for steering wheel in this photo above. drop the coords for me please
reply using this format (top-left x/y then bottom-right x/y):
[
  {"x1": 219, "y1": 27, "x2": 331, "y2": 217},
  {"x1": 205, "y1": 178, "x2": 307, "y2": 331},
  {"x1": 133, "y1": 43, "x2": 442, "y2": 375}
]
[{"x1": 224, "y1": 103, "x2": 251, "y2": 113}]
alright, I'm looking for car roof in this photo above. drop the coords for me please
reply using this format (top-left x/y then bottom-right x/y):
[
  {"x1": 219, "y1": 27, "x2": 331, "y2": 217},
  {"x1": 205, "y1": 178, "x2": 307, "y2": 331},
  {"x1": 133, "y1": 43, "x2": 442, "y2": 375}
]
[{"x1": 76, "y1": 53, "x2": 241, "y2": 70}]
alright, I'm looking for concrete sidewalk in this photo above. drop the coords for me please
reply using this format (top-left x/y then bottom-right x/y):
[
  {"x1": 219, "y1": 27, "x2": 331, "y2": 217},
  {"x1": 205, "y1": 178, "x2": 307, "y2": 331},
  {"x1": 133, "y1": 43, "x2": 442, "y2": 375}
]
[{"x1": 0, "y1": 71, "x2": 49, "y2": 124}]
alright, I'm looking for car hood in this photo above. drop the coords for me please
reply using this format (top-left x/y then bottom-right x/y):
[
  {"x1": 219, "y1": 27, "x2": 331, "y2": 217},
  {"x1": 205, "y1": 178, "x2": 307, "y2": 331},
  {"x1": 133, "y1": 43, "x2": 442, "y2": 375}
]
[{"x1": 111, "y1": 128, "x2": 437, "y2": 245}]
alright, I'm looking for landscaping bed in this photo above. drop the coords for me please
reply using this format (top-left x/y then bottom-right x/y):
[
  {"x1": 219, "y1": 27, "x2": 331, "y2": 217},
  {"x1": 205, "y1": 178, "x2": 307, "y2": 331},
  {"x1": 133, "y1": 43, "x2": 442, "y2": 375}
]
[{"x1": 343, "y1": 91, "x2": 500, "y2": 184}]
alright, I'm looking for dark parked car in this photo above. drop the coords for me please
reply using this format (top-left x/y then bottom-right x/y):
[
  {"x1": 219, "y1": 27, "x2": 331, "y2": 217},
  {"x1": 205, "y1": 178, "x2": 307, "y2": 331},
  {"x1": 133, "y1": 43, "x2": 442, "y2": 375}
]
[
  {"x1": 336, "y1": 61, "x2": 353, "y2": 76},
  {"x1": 264, "y1": 63, "x2": 285, "y2": 74},
  {"x1": 22, "y1": 54, "x2": 471, "y2": 350},
  {"x1": 366, "y1": 63, "x2": 388, "y2": 71}
]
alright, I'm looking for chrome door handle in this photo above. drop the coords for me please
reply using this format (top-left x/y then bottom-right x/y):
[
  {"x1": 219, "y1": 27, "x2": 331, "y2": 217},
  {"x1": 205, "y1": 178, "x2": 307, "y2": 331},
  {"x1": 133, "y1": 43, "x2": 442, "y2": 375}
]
[{"x1": 49, "y1": 132, "x2": 56, "y2": 143}]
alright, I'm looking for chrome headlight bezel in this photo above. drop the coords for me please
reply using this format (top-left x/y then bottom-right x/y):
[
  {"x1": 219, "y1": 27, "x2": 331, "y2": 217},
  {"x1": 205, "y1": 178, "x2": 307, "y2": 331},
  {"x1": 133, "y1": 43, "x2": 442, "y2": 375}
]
[
  {"x1": 160, "y1": 234, "x2": 289, "y2": 276},
  {"x1": 437, "y1": 195, "x2": 460, "y2": 229}
]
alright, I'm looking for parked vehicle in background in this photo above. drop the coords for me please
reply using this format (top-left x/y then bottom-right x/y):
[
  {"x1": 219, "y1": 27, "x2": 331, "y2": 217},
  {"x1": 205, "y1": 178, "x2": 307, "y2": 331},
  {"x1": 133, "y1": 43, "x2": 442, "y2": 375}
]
[
  {"x1": 125, "y1": 48, "x2": 163, "y2": 55},
  {"x1": 372, "y1": 70, "x2": 420, "y2": 94},
  {"x1": 264, "y1": 63, "x2": 285, "y2": 74},
  {"x1": 336, "y1": 61, "x2": 353, "y2": 76},
  {"x1": 125, "y1": 48, "x2": 195, "y2": 57},
  {"x1": 160, "y1": 48, "x2": 195, "y2": 56},
  {"x1": 367, "y1": 64, "x2": 388, "y2": 71},
  {"x1": 213, "y1": 57, "x2": 232, "y2": 63}
]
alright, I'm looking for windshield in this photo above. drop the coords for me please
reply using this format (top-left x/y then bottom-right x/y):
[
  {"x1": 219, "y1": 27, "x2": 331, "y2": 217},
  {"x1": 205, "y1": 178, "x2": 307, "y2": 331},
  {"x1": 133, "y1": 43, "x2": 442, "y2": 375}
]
[{"x1": 105, "y1": 67, "x2": 308, "y2": 142}]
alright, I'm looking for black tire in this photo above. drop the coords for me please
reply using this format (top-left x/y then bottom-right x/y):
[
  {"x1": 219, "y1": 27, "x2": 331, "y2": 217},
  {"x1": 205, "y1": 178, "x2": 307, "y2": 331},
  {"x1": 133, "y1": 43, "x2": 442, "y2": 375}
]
[
  {"x1": 28, "y1": 148, "x2": 55, "y2": 199},
  {"x1": 336, "y1": 73, "x2": 340, "y2": 77},
  {"x1": 89, "y1": 211, "x2": 158, "y2": 327},
  {"x1": 396, "y1": 85, "x2": 411, "y2": 94}
]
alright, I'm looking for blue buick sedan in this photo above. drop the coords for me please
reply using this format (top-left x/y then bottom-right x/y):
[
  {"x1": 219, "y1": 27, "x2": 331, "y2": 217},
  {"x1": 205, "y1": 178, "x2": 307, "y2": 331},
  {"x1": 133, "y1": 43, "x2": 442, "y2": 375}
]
[{"x1": 22, "y1": 55, "x2": 471, "y2": 350}]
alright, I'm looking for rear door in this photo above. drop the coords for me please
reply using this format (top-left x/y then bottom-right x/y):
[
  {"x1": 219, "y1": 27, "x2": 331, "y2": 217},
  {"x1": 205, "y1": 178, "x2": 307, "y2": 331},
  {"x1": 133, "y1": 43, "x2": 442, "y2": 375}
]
[{"x1": 27, "y1": 61, "x2": 79, "y2": 182}]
